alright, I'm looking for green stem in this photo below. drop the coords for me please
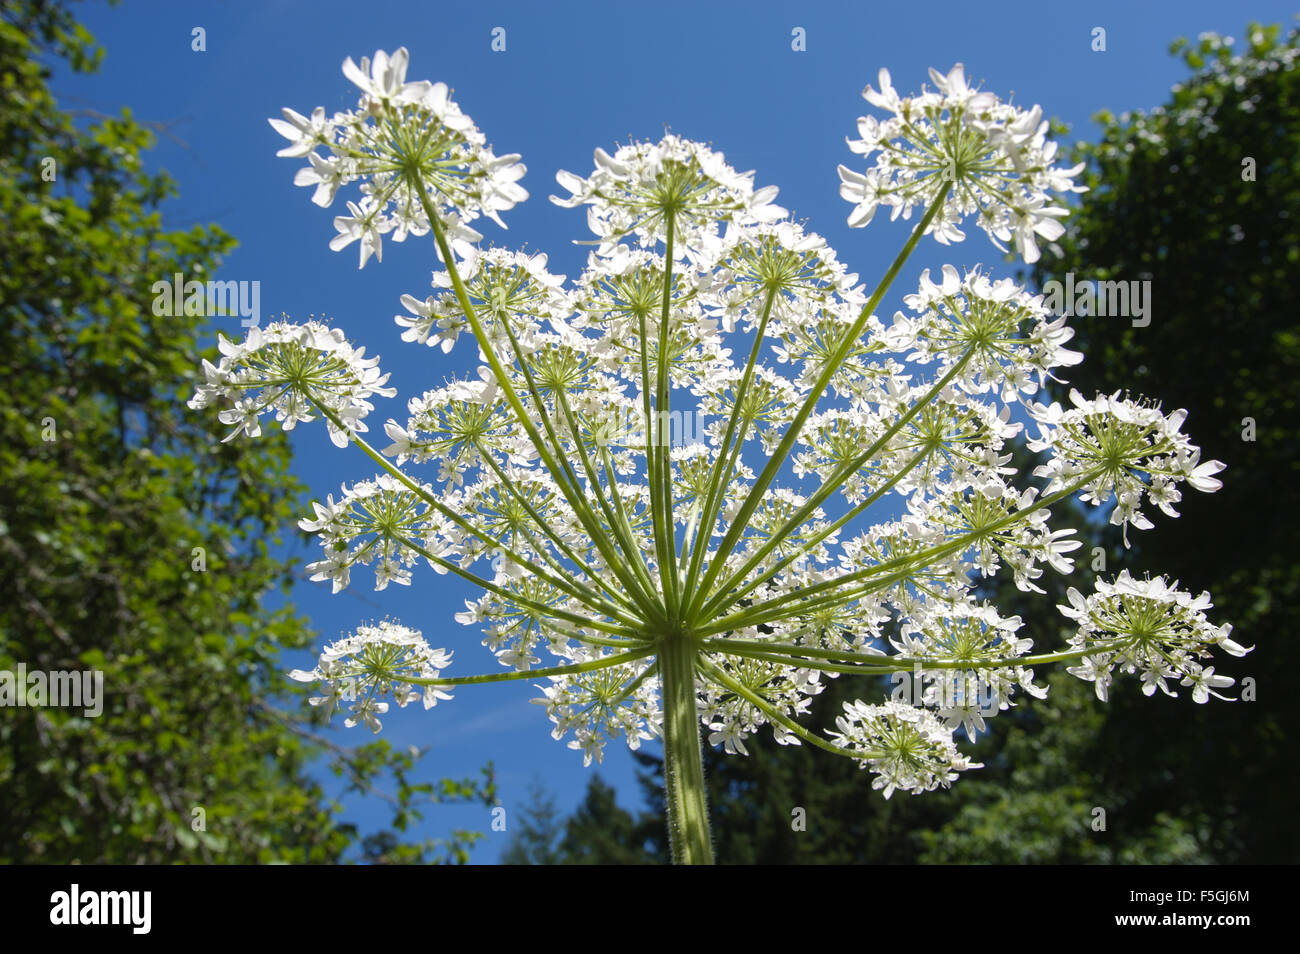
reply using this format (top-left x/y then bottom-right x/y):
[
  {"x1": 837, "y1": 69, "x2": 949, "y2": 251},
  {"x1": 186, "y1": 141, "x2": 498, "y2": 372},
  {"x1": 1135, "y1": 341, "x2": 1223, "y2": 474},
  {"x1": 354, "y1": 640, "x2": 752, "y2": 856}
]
[
  {"x1": 698, "y1": 657, "x2": 877, "y2": 760},
  {"x1": 305, "y1": 394, "x2": 643, "y2": 630},
  {"x1": 493, "y1": 307, "x2": 660, "y2": 612},
  {"x1": 656, "y1": 215, "x2": 681, "y2": 611},
  {"x1": 401, "y1": 535, "x2": 643, "y2": 638},
  {"x1": 406, "y1": 648, "x2": 653, "y2": 687},
  {"x1": 680, "y1": 285, "x2": 778, "y2": 611},
  {"x1": 703, "y1": 637, "x2": 1123, "y2": 674},
  {"x1": 552, "y1": 385, "x2": 661, "y2": 602},
  {"x1": 418, "y1": 188, "x2": 665, "y2": 623},
  {"x1": 686, "y1": 184, "x2": 953, "y2": 619},
  {"x1": 696, "y1": 351, "x2": 975, "y2": 622},
  {"x1": 475, "y1": 448, "x2": 640, "y2": 619},
  {"x1": 597, "y1": 441, "x2": 655, "y2": 591},
  {"x1": 659, "y1": 634, "x2": 713, "y2": 865},
  {"x1": 698, "y1": 470, "x2": 1104, "y2": 637}
]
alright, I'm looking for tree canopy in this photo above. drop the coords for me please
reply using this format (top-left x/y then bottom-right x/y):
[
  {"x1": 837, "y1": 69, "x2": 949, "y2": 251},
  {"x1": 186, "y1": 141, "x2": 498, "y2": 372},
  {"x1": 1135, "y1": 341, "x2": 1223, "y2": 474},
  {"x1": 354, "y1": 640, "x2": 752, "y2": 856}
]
[{"x1": 0, "y1": 0, "x2": 492, "y2": 863}]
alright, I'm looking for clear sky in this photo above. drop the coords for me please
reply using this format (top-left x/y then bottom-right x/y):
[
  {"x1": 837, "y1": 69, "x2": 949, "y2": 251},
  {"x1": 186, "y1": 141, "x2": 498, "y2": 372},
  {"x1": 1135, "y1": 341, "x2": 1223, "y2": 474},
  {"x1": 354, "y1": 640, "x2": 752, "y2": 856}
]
[{"x1": 52, "y1": 0, "x2": 1297, "y2": 862}]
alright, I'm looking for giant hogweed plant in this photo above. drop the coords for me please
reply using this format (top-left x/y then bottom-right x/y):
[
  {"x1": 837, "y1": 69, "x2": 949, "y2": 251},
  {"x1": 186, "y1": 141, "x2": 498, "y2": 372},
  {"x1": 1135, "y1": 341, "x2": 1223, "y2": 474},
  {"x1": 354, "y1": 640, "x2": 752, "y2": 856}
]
[{"x1": 190, "y1": 50, "x2": 1249, "y2": 864}]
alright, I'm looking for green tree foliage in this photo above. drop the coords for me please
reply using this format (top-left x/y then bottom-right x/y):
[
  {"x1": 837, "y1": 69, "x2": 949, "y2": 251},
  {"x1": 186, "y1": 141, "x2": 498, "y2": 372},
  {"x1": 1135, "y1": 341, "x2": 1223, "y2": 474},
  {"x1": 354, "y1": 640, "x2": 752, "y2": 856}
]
[
  {"x1": 504, "y1": 776, "x2": 659, "y2": 865},
  {"x1": 0, "y1": 0, "x2": 491, "y2": 863},
  {"x1": 501, "y1": 781, "x2": 565, "y2": 865},
  {"x1": 556, "y1": 776, "x2": 659, "y2": 865},
  {"x1": 1027, "y1": 22, "x2": 1300, "y2": 864}
]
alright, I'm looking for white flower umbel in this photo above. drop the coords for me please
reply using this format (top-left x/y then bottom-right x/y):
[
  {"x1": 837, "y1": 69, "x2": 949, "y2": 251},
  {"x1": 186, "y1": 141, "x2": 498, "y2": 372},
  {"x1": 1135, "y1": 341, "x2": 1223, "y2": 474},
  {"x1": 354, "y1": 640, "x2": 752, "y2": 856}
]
[
  {"x1": 187, "y1": 319, "x2": 395, "y2": 447},
  {"x1": 1026, "y1": 389, "x2": 1226, "y2": 545},
  {"x1": 192, "y1": 57, "x2": 1244, "y2": 864},
  {"x1": 838, "y1": 64, "x2": 1086, "y2": 262},
  {"x1": 288, "y1": 620, "x2": 453, "y2": 732},
  {"x1": 830, "y1": 699, "x2": 983, "y2": 799},
  {"x1": 551, "y1": 134, "x2": 786, "y2": 257},
  {"x1": 1060, "y1": 571, "x2": 1250, "y2": 702},
  {"x1": 533, "y1": 649, "x2": 659, "y2": 766},
  {"x1": 299, "y1": 474, "x2": 447, "y2": 593},
  {"x1": 271, "y1": 47, "x2": 527, "y2": 267},
  {"x1": 889, "y1": 600, "x2": 1046, "y2": 740}
]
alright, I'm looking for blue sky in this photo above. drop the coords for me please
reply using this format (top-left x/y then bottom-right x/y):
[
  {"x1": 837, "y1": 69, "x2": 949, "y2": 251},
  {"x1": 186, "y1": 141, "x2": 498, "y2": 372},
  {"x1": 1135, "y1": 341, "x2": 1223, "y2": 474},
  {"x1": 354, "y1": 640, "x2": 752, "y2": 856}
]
[{"x1": 52, "y1": 0, "x2": 1296, "y2": 862}]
